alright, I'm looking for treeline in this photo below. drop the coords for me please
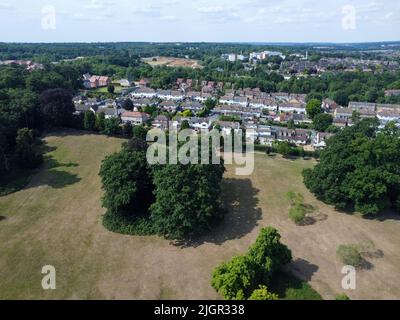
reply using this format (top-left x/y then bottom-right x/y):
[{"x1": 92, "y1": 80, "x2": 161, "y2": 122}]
[
  {"x1": 0, "y1": 64, "x2": 81, "y2": 190},
  {"x1": 303, "y1": 119, "x2": 400, "y2": 216},
  {"x1": 283, "y1": 71, "x2": 400, "y2": 106}
]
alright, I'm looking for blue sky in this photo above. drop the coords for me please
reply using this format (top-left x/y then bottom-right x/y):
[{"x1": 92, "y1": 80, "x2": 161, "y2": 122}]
[{"x1": 0, "y1": 0, "x2": 399, "y2": 42}]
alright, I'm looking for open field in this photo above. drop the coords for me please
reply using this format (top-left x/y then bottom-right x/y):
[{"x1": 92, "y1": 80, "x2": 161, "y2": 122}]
[
  {"x1": 90, "y1": 85, "x2": 123, "y2": 94},
  {"x1": 142, "y1": 56, "x2": 203, "y2": 69},
  {"x1": 0, "y1": 131, "x2": 399, "y2": 299}
]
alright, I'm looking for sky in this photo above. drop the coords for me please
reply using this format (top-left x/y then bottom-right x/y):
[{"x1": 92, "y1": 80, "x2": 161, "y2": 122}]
[{"x1": 0, "y1": 0, "x2": 399, "y2": 43}]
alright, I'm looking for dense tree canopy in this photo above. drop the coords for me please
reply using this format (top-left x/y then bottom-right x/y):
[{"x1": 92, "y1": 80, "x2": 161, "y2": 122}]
[
  {"x1": 40, "y1": 88, "x2": 75, "y2": 127},
  {"x1": 303, "y1": 119, "x2": 400, "y2": 215},
  {"x1": 99, "y1": 148, "x2": 153, "y2": 215},
  {"x1": 313, "y1": 113, "x2": 333, "y2": 132},
  {"x1": 150, "y1": 162, "x2": 226, "y2": 240},
  {"x1": 306, "y1": 99, "x2": 323, "y2": 120},
  {"x1": 212, "y1": 227, "x2": 292, "y2": 300},
  {"x1": 14, "y1": 128, "x2": 43, "y2": 169}
]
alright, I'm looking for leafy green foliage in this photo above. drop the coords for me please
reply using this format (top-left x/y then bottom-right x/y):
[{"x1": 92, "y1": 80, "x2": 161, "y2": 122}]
[
  {"x1": 306, "y1": 99, "x2": 322, "y2": 120},
  {"x1": 95, "y1": 112, "x2": 106, "y2": 132},
  {"x1": 99, "y1": 149, "x2": 153, "y2": 215},
  {"x1": 313, "y1": 113, "x2": 333, "y2": 132},
  {"x1": 211, "y1": 255, "x2": 257, "y2": 300},
  {"x1": 211, "y1": 227, "x2": 292, "y2": 300},
  {"x1": 132, "y1": 125, "x2": 148, "y2": 140},
  {"x1": 103, "y1": 117, "x2": 121, "y2": 135},
  {"x1": 248, "y1": 286, "x2": 279, "y2": 300},
  {"x1": 269, "y1": 270, "x2": 322, "y2": 300},
  {"x1": 150, "y1": 163, "x2": 226, "y2": 240},
  {"x1": 303, "y1": 119, "x2": 400, "y2": 215},
  {"x1": 15, "y1": 128, "x2": 43, "y2": 169},
  {"x1": 335, "y1": 293, "x2": 350, "y2": 300},
  {"x1": 40, "y1": 88, "x2": 75, "y2": 127},
  {"x1": 83, "y1": 110, "x2": 96, "y2": 131},
  {"x1": 100, "y1": 141, "x2": 225, "y2": 241},
  {"x1": 247, "y1": 227, "x2": 292, "y2": 283},
  {"x1": 289, "y1": 205, "x2": 307, "y2": 225}
]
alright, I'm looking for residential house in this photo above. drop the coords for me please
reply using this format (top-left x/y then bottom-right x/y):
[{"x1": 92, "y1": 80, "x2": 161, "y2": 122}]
[
  {"x1": 377, "y1": 110, "x2": 400, "y2": 125},
  {"x1": 334, "y1": 108, "x2": 353, "y2": 123},
  {"x1": 160, "y1": 100, "x2": 178, "y2": 112},
  {"x1": 152, "y1": 115, "x2": 170, "y2": 130},
  {"x1": 131, "y1": 87, "x2": 156, "y2": 99},
  {"x1": 96, "y1": 107, "x2": 121, "y2": 119},
  {"x1": 279, "y1": 102, "x2": 306, "y2": 114},
  {"x1": 87, "y1": 75, "x2": 111, "y2": 88},
  {"x1": 215, "y1": 121, "x2": 241, "y2": 135},
  {"x1": 322, "y1": 98, "x2": 340, "y2": 112},
  {"x1": 313, "y1": 132, "x2": 334, "y2": 149},
  {"x1": 276, "y1": 128, "x2": 309, "y2": 145},
  {"x1": 384, "y1": 89, "x2": 400, "y2": 97},
  {"x1": 181, "y1": 101, "x2": 203, "y2": 112},
  {"x1": 348, "y1": 101, "x2": 376, "y2": 111},
  {"x1": 132, "y1": 98, "x2": 156, "y2": 108},
  {"x1": 139, "y1": 78, "x2": 150, "y2": 87},
  {"x1": 121, "y1": 111, "x2": 150, "y2": 125},
  {"x1": 119, "y1": 79, "x2": 132, "y2": 87}
]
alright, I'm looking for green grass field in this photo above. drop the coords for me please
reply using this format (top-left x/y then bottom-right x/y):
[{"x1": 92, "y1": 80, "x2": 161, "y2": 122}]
[
  {"x1": 91, "y1": 85, "x2": 123, "y2": 94},
  {"x1": 1, "y1": 131, "x2": 399, "y2": 300}
]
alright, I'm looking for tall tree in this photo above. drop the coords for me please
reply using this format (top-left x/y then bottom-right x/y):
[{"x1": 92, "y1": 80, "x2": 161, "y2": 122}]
[
  {"x1": 150, "y1": 162, "x2": 226, "y2": 240},
  {"x1": 15, "y1": 128, "x2": 43, "y2": 169},
  {"x1": 40, "y1": 88, "x2": 75, "y2": 127},
  {"x1": 83, "y1": 110, "x2": 96, "y2": 131},
  {"x1": 306, "y1": 99, "x2": 323, "y2": 120},
  {"x1": 99, "y1": 149, "x2": 153, "y2": 215},
  {"x1": 303, "y1": 119, "x2": 400, "y2": 215}
]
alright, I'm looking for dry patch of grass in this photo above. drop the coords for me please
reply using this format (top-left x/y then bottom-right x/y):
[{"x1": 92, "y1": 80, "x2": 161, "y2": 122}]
[
  {"x1": 0, "y1": 132, "x2": 399, "y2": 300},
  {"x1": 143, "y1": 56, "x2": 203, "y2": 69}
]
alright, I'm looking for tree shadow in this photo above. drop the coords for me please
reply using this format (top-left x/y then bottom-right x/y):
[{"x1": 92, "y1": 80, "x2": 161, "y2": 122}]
[
  {"x1": 175, "y1": 178, "x2": 262, "y2": 248},
  {"x1": 364, "y1": 209, "x2": 400, "y2": 222},
  {"x1": 358, "y1": 258, "x2": 374, "y2": 271},
  {"x1": 44, "y1": 129, "x2": 95, "y2": 138},
  {"x1": 0, "y1": 216, "x2": 6, "y2": 222},
  {"x1": 299, "y1": 212, "x2": 328, "y2": 226},
  {"x1": 287, "y1": 258, "x2": 319, "y2": 282},
  {"x1": 26, "y1": 145, "x2": 81, "y2": 190}
]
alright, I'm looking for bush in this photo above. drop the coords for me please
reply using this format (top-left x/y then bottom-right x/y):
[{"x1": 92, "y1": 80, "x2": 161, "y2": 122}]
[
  {"x1": 336, "y1": 245, "x2": 363, "y2": 268},
  {"x1": 248, "y1": 286, "x2": 278, "y2": 300},
  {"x1": 289, "y1": 204, "x2": 306, "y2": 225}
]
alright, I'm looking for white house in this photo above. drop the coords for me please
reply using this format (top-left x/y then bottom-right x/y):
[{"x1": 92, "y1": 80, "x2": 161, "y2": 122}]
[
  {"x1": 131, "y1": 87, "x2": 156, "y2": 99},
  {"x1": 121, "y1": 111, "x2": 150, "y2": 125}
]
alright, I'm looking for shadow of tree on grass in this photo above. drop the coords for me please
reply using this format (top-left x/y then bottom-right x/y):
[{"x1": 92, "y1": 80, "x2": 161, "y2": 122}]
[
  {"x1": 288, "y1": 258, "x2": 319, "y2": 282},
  {"x1": 176, "y1": 178, "x2": 262, "y2": 248},
  {"x1": 27, "y1": 144, "x2": 81, "y2": 190}
]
